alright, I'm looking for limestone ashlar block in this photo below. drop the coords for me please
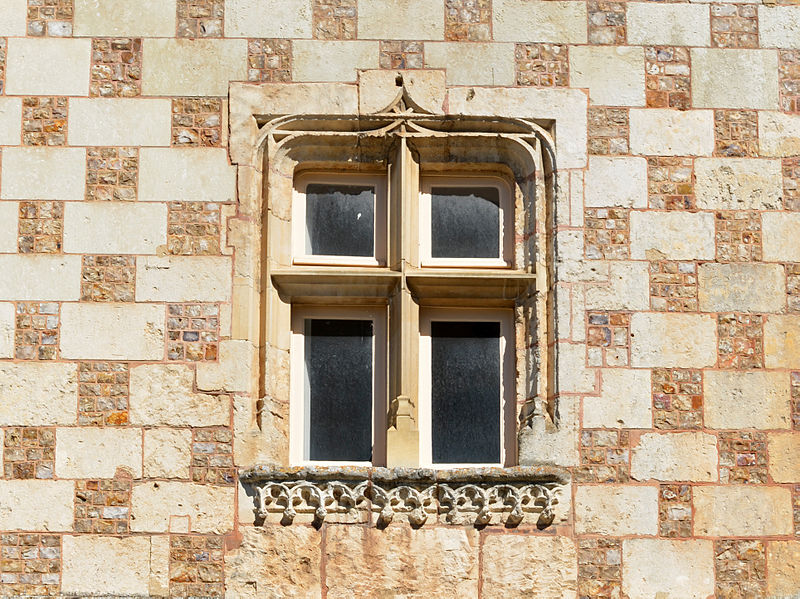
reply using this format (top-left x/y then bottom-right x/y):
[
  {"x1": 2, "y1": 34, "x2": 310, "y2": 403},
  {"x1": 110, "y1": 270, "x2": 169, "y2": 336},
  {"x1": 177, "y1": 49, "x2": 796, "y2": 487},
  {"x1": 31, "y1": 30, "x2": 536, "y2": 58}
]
[
  {"x1": 138, "y1": 148, "x2": 236, "y2": 202},
  {"x1": 585, "y1": 261, "x2": 650, "y2": 311},
  {"x1": 142, "y1": 39, "x2": 248, "y2": 97},
  {"x1": 575, "y1": 484, "x2": 658, "y2": 535},
  {"x1": 129, "y1": 364, "x2": 230, "y2": 426},
  {"x1": 622, "y1": 539, "x2": 714, "y2": 599},
  {"x1": 585, "y1": 156, "x2": 647, "y2": 208},
  {"x1": 759, "y1": 6, "x2": 800, "y2": 49},
  {"x1": 1, "y1": 147, "x2": 86, "y2": 201},
  {"x1": 447, "y1": 87, "x2": 588, "y2": 169},
  {"x1": 196, "y1": 339, "x2": 256, "y2": 393},
  {"x1": 0, "y1": 202, "x2": 19, "y2": 253},
  {"x1": 557, "y1": 342, "x2": 597, "y2": 394},
  {"x1": 358, "y1": 0, "x2": 443, "y2": 41},
  {"x1": 0, "y1": 98, "x2": 22, "y2": 146},
  {"x1": 135, "y1": 256, "x2": 232, "y2": 302},
  {"x1": 63, "y1": 202, "x2": 167, "y2": 255},
  {"x1": 492, "y1": 0, "x2": 587, "y2": 43},
  {"x1": 359, "y1": 70, "x2": 446, "y2": 115},
  {"x1": 61, "y1": 536, "x2": 155, "y2": 596},
  {"x1": 764, "y1": 315, "x2": 800, "y2": 369},
  {"x1": 764, "y1": 213, "x2": 800, "y2": 262},
  {"x1": 583, "y1": 368, "x2": 652, "y2": 429},
  {"x1": 630, "y1": 313, "x2": 717, "y2": 368},
  {"x1": 291, "y1": 41, "x2": 379, "y2": 83},
  {"x1": 693, "y1": 486, "x2": 793, "y2": 536},
  {"x1": 60, "y1": 303, "x2": 166, "y2": 360},
  {"x1": 630, "y1": 432, "x2": 718, "y2": 482},
  {"x1": 706, "y1": 369, "x2": 791, "y2": 430},
  {"x1": 630, "y1": 211, "x2": 715, "y2": 260},
  {"x1": 767, "y1": 542, "x2": 800, "y2": 598},
  {"x1": 55, "y1": 427, "x2": 142, "y2": 479},
  {"x1": 0, "y1": 480, "x2": 74, "y2": 531},
  {"x1": 69, "y1": 99, "x2": 172, "y2": 147},
  {"x1": 130, "y1": 481, "x2": 235, "y2": 533},
  {"x1": 0, "y1": 255, "x2": 82, "y2": 301},
  {"x1": 768, "y1": 432, "x2": 800, "y2": 483},
  {"x1": 0, "y1": 362, "x2": 78, "y2": 425},
  {"x1": 74, "y1": 0, "x2": 177, "y2": 37},
  {"x1": 759, "y1": 112, "x2": 800, "y2": 157},
  {"x1": 143, "y1": 428, "x2": 192, "y2": 479},
  {"x1": 626, "y1": 3, "x2": 711, "y2": 47},
  {"x1": 569, "y1": 46, "x2": 645, "y2": 107},
  {"x1": 5, "y1": 38, "x2": 91, "y2": 96},
  {"x1": 225, "y1": 0, "x2": 311, "y2": 38},
  {"x1": 691, "y1": 49, "x2": 779, "y2": 110},
  {"x1": 697, "y1": 263, "x2": 786, "y2": 313},
  {"x1": 629, "y1": 109, "x2": 714, "y2": 157},
  {"x1": 0, "y1": 0, "x2": 27, "y2": 35},
  {"x1": 694, "y1": 157, "x2": 783, "y2": 210},
  {"x1": 424, "y1": 43, "x2": 515, "y2": 87},
  {"x1": 0, "y1": 302, "x2": 13, "y2": 358}
]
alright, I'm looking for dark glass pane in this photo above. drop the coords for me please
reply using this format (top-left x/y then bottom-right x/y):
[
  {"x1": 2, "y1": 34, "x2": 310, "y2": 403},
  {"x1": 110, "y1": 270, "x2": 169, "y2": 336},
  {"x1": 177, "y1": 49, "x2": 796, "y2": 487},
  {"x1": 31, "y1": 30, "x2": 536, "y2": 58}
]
[
  {"x1": 306, "y1": 184, "x2": 374, "y2": 257},
  {"x1": 430, "y1": 187, "x2": 500, "y2": 259},
  {"x1": 431, "y1": 321, "x2": 501, "y2": 464},
  {"x1": 305, "y1": 319, "x2": 373, "y2": 461}
]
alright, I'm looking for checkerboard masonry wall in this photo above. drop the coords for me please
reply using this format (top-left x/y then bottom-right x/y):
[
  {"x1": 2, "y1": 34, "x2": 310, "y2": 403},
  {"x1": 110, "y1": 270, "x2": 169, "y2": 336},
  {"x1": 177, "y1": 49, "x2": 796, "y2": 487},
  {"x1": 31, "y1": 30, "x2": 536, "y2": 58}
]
[{"x1": 1, "y1": 0, "x2": 800, "y2": 597}]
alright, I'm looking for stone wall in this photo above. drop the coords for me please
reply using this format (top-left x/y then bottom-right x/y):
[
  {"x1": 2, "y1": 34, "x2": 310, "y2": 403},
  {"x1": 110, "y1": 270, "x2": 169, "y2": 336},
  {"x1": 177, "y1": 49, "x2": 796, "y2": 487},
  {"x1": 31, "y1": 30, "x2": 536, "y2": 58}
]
[{"x1": 0, "y1": 0, "x2": 799, "y2": 596}]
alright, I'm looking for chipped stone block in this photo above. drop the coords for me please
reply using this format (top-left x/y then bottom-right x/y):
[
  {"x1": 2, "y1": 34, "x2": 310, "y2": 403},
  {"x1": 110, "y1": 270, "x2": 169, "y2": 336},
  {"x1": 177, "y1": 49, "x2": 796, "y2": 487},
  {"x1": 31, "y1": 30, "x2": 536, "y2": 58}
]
[
  {"x1": 630, "y1": 313, "x2": 717, "y2": 368},
  {"x1": 61, "y1": 535, "x2": 154, "y2": 595},
  {"x1": 627, "y1": 3, "x2": 710, "y2": 46},
  {"x1": 55, "y1": 427, "x2": 142, "y2": 479},
  {"x1": 767, "y1": 541, "x2": 800, "y2": 598},
  {"x1": 74, "y1": 0, "x2": 177, "y2": 36},
  {"x1": 130, "y1": 482, "x2": 235, "y2": 533},
  {"x1": 0, "y1": 255, "x2": 81, "y2": 301},
  {"x1": 691, "y1": 48, "x2": 779, "y2": 109},
  {"x1": 5, "y1": 38, "x2": 90, "y2": 96},
  {"x1": 705, "y1": 370, "x2": 791, "y2": 430},
  {"x1": 359, "y1": 0, "x2": 443, "y2": 40},
  {"x1": 768, "y1": 432, "x2": 800, "y2": 483},
  {"x1": 629, "y1": 109, "x2": 714, "y2": 157},
  {"x1": 575, "y1": 484, "x2": 658, "y2": 535},
  {"x1": 585, "y1": 156, "x2": 647, "y2": 208},
  {"x1": 630, "y1": 211, "x2": 715, "y2": 261},
  {"x1": 694, "y1": 157, "x2": 783, "y2": 210},
  {"x1": 292, "y1": 40, "x2": 379, "y2": 83},
  {"x1": 1, "y1": 147, "x2": 86, "y2": 201},
  {"x1": 760, "y1": 112, "x2": 800, "y2": 158},
  {"x1": 63, "y1": 202, "x2": 166, "y2": 255},
  {"x1": 135, "y1": 256, "x2": 232, "y2": 302},
  {"x1": 584, "y1": 368, "x2": 652, "y2": 429},
  {"x1": 631, "y1": 432, "x2": 717, "y2": 482},
  {"x1": 0, "y1": 97, "x2": 21, "y2": 146},
  {"x1": 138, "y1": 148, "x2": 236, "y2": 202},
  {"x1": 69, "y1": 98, "x2": 171, "y2": 147},
  {"x1": 759, "y1": 5, "x2": 800, "y2": 49},
  {"x1": 493, "y1": 0, "x2": 587, "y2": 43},
  {"x1": 482, "y1": 535, "x2": 577, "y2": 597},
  {"x1": 694, "y1": 486, "x2": 793, "y2": 536},
  {"x1": 0, "y1": 480, "x2": 74, "y2": 531},
  {"x1": 144, "y1": 429, "x2": 192, "y2": 479},
  {"x1": 764, "y1": 315, "x2": 800, "y2": 369},
  {"x1": 570, "y1": 46, "x2": 645, "y2": 107},
  {"x1": 226, "y1": 0, "x2": 312, "y2": 38},
  {"x1": 697, "y1": 263, "x2": 786, "y2": 313},
  {"x1": 0, "y1": 0, "x2": 27, "y2": 35},
  {"x1": 622, "y1": 539, "x2": 714, "y2": 599},
  {"x1": 0, "y1": 362, "x2": 77, "y2": 425},
  {"x1": 60, "y1": 303, "x2": 166, "y2": 360},
  {"x1": 0, "y1": 202, "x2": 19, "y2": 253}
]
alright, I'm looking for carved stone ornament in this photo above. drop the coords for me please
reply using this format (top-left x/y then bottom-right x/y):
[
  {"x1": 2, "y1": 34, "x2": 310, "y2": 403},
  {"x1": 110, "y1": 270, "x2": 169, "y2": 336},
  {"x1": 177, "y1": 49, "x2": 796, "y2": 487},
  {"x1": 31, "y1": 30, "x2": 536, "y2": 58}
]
[{"x1": 240, "y1": 466, "x2": 568, "y2": 528}]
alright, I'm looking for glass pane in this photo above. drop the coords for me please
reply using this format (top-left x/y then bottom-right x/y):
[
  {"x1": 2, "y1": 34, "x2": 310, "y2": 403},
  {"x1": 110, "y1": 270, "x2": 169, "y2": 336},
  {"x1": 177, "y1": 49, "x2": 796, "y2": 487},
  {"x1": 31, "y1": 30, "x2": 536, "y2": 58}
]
[
  {"x1": 305, "y1": 319, "x2": 373, "y2": 462},
  {"x1": 430, "y1": 186, "x2": 500, "y2": 259},
  {"x1": 305, "y1": 184, "x2": 374, "y2": 257},
  {"x1": 430, "y1": 321, "x2": 501, "y2": 464}
]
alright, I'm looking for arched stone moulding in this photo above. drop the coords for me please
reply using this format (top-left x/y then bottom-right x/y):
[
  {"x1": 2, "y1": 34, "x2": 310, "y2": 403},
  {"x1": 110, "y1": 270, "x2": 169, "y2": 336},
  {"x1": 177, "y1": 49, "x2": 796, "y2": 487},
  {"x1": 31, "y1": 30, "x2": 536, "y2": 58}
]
[{"x1": 226, "y1": 71, "x2": 574, "y2": 493}]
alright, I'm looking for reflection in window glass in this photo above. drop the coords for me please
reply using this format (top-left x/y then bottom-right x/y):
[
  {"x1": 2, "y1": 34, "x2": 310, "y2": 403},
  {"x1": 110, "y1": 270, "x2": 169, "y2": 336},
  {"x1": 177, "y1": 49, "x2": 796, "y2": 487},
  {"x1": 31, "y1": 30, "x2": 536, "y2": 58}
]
[
  {"x1": 305, "y1": 184, "x2": 374, "y2": 257},
  {"x1": 430, "y1": 321, "x2": 501, "y2": 464},
  {"x1": 431, "y1": 187, "x2": 500, "y2": 259},
  {"x1": 305, "y1": 319, "x2": 373, "y2": 462}
]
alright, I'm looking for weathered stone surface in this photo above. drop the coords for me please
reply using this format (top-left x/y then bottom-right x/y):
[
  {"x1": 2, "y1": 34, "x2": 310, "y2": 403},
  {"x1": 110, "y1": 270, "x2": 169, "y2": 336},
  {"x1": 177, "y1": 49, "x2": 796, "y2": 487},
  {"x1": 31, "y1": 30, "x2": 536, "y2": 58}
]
[
  {"x1": 763, "y1": 213, "x2": 800, "y2": 262},
  {"x1": 143, "y1": 428, "x2": 192, "y2": 479},
  {"x1": 693, "y1": 486, "x2": 793, "y2": 536},
  {"x1": 60, "y1": 303, "x2": 166, "y2": 360},
  {"x1": 630, "y1": 313, "x2": 717, "y2": 368},
  {"x1": 135, "y1": 256, "x2": 232, "y2": 302},
  {"x1": 130, "y1": 364, "x2": 230, "y2": 426},
  {"x1": 0, "y1": 302, "x2": 13, "y2": 359},
  {"x1": 622, "y1": 539, "x2": 714, "y2": 599},
  {"x1": 424, "y1": 43, "x2": 515, "y2": 86},
  {"x1": 767, "y1": 541, "x2": 800, "y2": 598},
  {"x1": 61, "y1": 536, "x2": 153, "y2": 596},
  {"x1": 627, "y1": 3, "x2": 710, "y2": 46},
  {"x1": 764, "y1": 315, "x2": 800, "y2": 369},
  {"x1": 358, "y1": 70, "x2": 446, "y2": 115},
  {"x1": 55, "y1": 427, "x2": 142, "y2": 478},
  {"x1": 225, "y1": 0, "x2": 311, "y2": 38},
  {"x1": 481, "y1": 535, "x2": 577, "y2": 598},
  {"x1": 631, "y1": 432, "x2": 718, "y2": 482},
  {"x1": 225, "y1": 526, "x2": 322, "y2": 599},
  {"x1": 697, "y1": 263, "x2": 786, "y2": 313},
  {"x1": 359, "y1": 0, "x2": 443, "y2": 40},
  {"x1": 292, "y1": 40, "x2": 378, "y2": 83},
  {"x1": 0, "y1": 362, "x2": 77, "y2": 426},
  {"x1": 694, "y1": 157, "x2": 783, "y2": 210},
  {"x1": 570, "y1": 46, "x2": 645, "y2": 106},
  {"x1": 325, "y1": 526, "x2": 478, "y2": 598},
  {"x1": 149, "y1": 535, "x2": 170, "y2": 597},
  {"x1": 0, "y1": 255, "x2": 81, "y2": 301},
  {"x1": 196, "y1": 340, "x2": 256, "y2": 393},
  {"x1": 759, "y1": 5, "x2": 800, "y2": 49},
  {"x1": 584, "y1": 368, "x2": 652, "y2": 429},
  {"x1": 691, "y1": 49, "x2": 779, "y2": 109},
  {"x1": 629, "y1": 109, "x2": 715, "y2": 156},
  {"x1": 558, "y1": 342, "x2": 597, "y2": 394},
  {"x1": 493, "y1": 0, "x2": 587, "y2": 43},
  {"x1": 0, "y1": 480, "x2": 74, "y2": 531},
  {"x1": 585, "y1": 156, "x2": 647, "y2": 208},
  {"x1": 575, "y1": 484, "x2": 658, "y2": 535},
  {"x1": 0, "y1": 0, "x2": 26, "y2": 35},
  {"x1": 130, "y1": 482, "x2": 235, "y2": 533},
  {"x1": 69, "y1": 98, "x2": 172, "y2": 147},
  {"x1": 0, "y1": 203, "x2": 17, "y2": 253},
  {"x1": 1, "y1": 147, "x2": 86, "y2": 201},
  {"x1": 759, "y1": 112, "x2": 800, "y2": 157},
  {"x1": 63, "y1": 202, "x2": 167, "y2": 255},
  {"x1": 0, "y1": 98, "x2": 21, "y2": 146},
  {"x1": 630, "y1": 211, "x2": 716, "y2": 260},
  {"x1": 768, "y1": 432, "x2": 800, "y2": 483},
  {"x1": 138, "y1": 148, "x2": 236, "y2": 202},
  {"x1": 5, "y1": 38, "x2": 91, "y2": 96},
  {"x1": 519, "y1": 395, "x2": 580, "y2": 468},
  {"x1": 142, "y1": 39, "x2": 248, "y2": 97},
  {"x1": 704, "y1": 370, "x2": 791, "y2": 430},
  {"x1": 74, "y1": 0, "x2": 177, "y2": 36},
  {"x1": 585, "y1": 262, "x2": 650, "y2": 311}
]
